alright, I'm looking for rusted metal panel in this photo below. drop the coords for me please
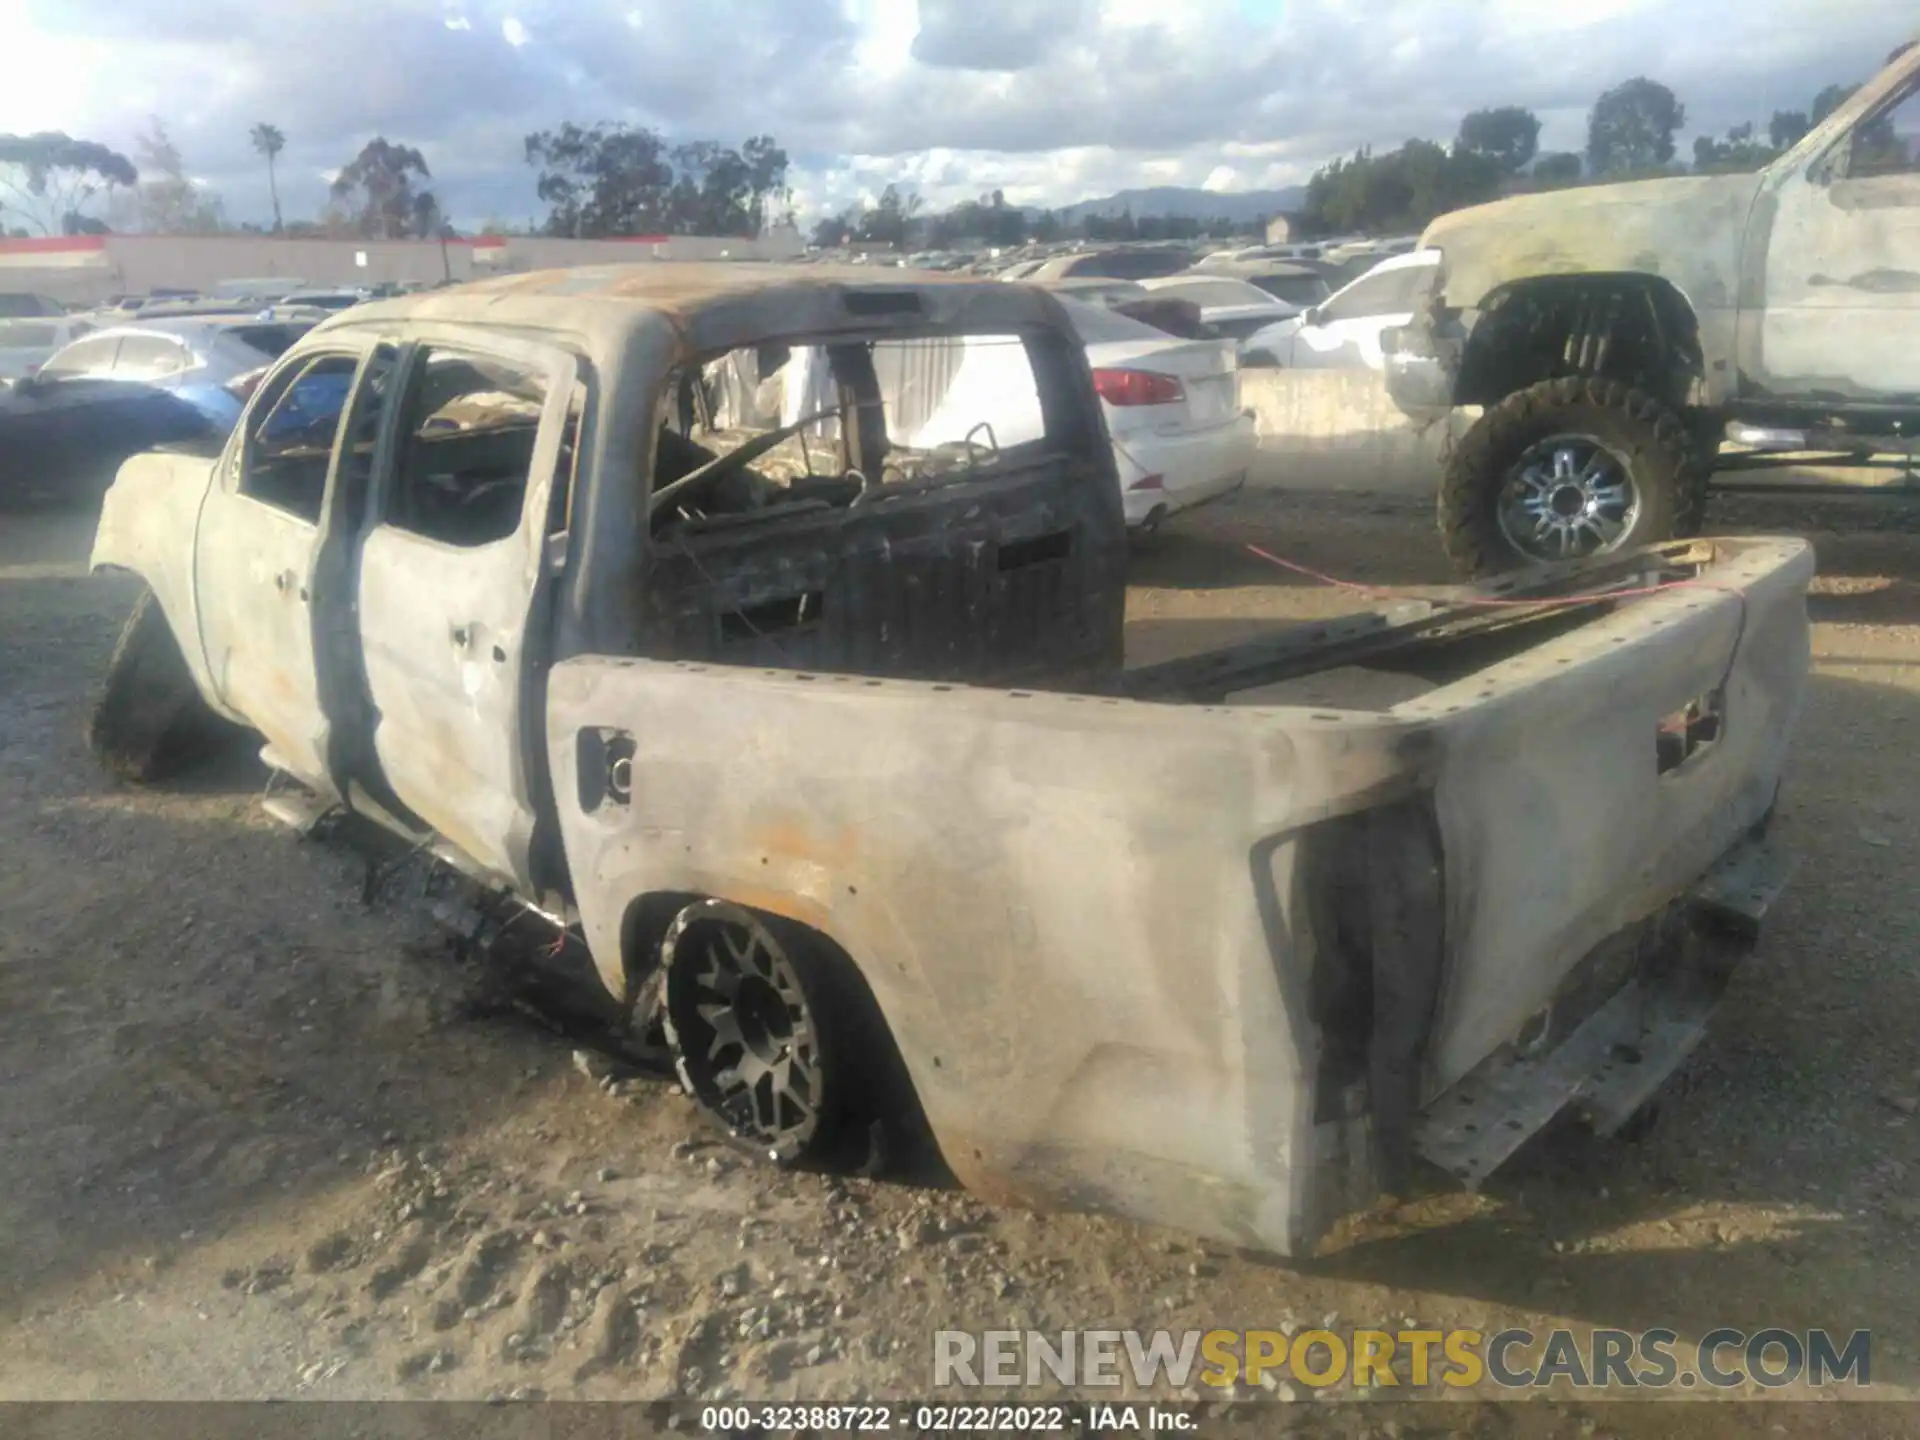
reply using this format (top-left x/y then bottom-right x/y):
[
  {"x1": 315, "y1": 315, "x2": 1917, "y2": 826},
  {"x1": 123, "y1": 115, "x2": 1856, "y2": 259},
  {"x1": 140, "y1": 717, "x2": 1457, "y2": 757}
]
[{"x1": 330, "y1": 264, "x2": 1077, "y2": 366}]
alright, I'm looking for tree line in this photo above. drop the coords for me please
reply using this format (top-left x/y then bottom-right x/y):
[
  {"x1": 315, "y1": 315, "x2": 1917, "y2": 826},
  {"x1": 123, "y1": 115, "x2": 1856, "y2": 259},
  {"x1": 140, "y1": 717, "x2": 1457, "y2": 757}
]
[
  {"x1": 804, "y1": 184, "x2": 1258, "y2": 252},
  {"x1": 0, "y1": 119, "x2": 794, "y2": 241},
  {"x1": 1297, "y1": 59, "x2": 1896, "y2": 237},
  {"x1": 801, "y1": 55, "x2": 1894, "y2": 254}
]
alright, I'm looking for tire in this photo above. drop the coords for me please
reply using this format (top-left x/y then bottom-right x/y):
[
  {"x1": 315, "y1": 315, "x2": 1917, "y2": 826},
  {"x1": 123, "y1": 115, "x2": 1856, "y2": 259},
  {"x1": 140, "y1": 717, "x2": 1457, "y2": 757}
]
[
  {"x1": 1673, "y1": 408, "x2": 1724, "y2": 539},
  {"x1": 87, "y1": 587, "x2": 216, "y2": 783},
  {"x1": 660, "y1": 899, "x2": 884, "y2": 1166},
  {"x1": 1439, "y1": 377, "x2": 1695, "y2": 578}
]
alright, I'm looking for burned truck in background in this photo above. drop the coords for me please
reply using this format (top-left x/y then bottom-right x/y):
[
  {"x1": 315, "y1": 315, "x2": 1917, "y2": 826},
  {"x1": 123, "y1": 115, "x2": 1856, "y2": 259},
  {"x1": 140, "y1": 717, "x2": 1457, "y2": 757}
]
[
  {"x1": 87, "y1": 264, "x2": 1809, "y2": 1256},
  {"x1": 1385, "y1": 39, "x2": 1920, "y2": 576}
]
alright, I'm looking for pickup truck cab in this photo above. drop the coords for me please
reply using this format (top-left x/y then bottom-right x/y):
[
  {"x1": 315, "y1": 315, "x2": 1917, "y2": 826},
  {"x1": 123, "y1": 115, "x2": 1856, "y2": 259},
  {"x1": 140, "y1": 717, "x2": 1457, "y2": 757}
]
[
  {"x1": 90, "y1": 264, "x2": 1812, "y2": 1256},
  {"x1": 1387, "y1": 39, "x2": 1920, "y2": 575}
]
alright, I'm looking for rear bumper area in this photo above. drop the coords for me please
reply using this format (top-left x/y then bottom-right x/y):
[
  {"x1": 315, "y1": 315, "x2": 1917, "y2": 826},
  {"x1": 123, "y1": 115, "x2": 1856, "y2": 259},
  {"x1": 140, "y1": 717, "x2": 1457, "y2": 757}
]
[
  {"x1": 1414, "y1": 830, "x2": 1794, "y2": 1188},
  {"x1": 1118, "y1": 415, "x2": 1257, "y2": 526}
]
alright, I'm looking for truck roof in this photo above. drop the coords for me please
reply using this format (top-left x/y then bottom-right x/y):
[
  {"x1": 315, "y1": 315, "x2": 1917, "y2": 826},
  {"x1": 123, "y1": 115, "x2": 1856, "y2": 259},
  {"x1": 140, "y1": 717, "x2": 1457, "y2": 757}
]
[{"x1": 327, "y1": 262, "x2": 1066, "y2": 357}]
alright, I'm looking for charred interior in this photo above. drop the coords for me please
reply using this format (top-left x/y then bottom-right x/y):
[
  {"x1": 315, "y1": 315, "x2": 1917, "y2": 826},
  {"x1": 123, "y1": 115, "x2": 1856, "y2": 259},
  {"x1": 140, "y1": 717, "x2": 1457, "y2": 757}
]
[
  {"x1": 1455, "y1": 277, "x2": 1706, "y2": 413},
  {"x1": 637, "y1": 323, "x2": 1129, "y2": 685}
]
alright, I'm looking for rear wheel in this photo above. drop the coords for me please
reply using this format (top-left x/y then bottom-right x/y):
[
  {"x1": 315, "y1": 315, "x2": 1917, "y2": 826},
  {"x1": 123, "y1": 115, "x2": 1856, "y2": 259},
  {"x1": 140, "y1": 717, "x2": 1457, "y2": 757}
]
[
  {"x1": 87, "y1": 587, "x2": 218, "y2": 783},
  {"x1": 661, "y1": 899, "x2": 863, "y2": 1164},
  {"x1": 1440, "y1": 377, "x2": 1693, "y2": 577}
]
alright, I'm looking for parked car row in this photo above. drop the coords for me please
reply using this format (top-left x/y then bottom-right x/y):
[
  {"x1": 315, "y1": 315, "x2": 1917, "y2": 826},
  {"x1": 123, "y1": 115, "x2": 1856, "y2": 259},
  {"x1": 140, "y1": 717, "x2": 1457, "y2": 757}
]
[
  {"x1": 0, "y1": 312, "x2": 318, "y2": 506},
  {"x1": 0, "y1": 315, "x2": 95, "y2": 382},
  {"x1": 1002, "y1": 242, "x2": 1439, "y2": 379}
]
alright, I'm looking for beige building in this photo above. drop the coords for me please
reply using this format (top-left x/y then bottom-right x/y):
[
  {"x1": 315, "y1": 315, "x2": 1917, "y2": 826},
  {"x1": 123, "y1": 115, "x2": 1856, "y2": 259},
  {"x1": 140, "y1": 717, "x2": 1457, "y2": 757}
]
[{"x1": 0, "y1": 228, "x2": 806, "y2": 303}]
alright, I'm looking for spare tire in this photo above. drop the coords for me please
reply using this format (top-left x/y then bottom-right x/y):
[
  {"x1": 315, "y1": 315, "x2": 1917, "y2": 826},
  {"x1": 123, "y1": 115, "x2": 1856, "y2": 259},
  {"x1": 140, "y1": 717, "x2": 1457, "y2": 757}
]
[
  {"x1": 1439, "y1": 377, "x2": 1696, "y2": 577},
  {"x1": 87, "y1": 586, "x2": 216, "y2": 783}
]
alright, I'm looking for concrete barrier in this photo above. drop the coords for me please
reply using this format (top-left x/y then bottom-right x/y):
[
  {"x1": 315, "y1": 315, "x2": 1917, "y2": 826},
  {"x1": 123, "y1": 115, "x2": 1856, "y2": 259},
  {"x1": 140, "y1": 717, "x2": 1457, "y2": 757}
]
[{"x1": 1241, "y1": 368, "x2": 1474, "y2": 495}]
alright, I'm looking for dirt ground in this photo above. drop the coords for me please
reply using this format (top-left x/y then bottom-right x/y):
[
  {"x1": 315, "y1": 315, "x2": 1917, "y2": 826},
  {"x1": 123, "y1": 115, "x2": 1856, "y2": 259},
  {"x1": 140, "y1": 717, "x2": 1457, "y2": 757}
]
[{"x1": 5, "y1": 482, "x2": 1920, "y2": 1433}]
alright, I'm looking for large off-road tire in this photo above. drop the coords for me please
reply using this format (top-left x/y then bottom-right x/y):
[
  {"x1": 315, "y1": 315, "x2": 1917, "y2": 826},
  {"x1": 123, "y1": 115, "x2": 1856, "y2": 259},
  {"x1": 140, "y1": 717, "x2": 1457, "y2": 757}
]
[
  {"x1": 1439, "y1": 377, "x2": 1697, "y2": 578},
  {"x1": 1673, "y1": 408, "x2": 1724, "y2": 540},
  {"x1": 86, "y1": 587, "x2": 216, "y2": 783},
  {"x1": 660, "y1": 898, "x2": 902, "y2": 1168}
]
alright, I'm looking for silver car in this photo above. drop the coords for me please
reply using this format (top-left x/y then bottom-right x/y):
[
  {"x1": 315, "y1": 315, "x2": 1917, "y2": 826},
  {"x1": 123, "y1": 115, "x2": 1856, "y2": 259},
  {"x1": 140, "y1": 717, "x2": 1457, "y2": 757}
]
[{"x1": 30, "y1": 315, "x2": 311, "y2": 425}]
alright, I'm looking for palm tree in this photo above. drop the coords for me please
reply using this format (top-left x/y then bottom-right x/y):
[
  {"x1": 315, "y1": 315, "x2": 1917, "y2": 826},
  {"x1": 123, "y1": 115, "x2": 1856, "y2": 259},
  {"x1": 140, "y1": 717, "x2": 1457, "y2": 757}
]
[{"x1": 250, "y1": 122, "x2": 285, "y2": 233}]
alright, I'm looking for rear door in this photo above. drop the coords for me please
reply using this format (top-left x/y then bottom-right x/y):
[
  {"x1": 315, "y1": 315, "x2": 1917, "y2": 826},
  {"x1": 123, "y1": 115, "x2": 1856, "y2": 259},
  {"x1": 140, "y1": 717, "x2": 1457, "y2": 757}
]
[
  {"x1": 193, "y1": 335, "x2": 380, "y2": 788},
  {"x1": 353, "y1": 336, "x2": 579, "y2": 889}
]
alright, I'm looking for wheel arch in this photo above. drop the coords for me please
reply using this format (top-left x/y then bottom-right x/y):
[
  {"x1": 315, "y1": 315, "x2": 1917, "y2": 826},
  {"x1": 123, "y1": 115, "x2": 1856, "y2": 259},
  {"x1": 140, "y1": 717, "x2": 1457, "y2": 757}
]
[
  {"x1": 91, "y1": 450, "x2": 236, "y2": 720},
  {"x1": 1455, "y1": 273, "x2": 1712, "y2": 415}
]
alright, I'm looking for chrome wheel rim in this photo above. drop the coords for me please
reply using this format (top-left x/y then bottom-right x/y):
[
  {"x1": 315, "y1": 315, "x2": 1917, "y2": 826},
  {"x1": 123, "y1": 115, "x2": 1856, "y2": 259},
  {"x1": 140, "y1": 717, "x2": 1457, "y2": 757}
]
[{"x1": 1495, "y1": 433, "x2": 1641, "y2": 562}]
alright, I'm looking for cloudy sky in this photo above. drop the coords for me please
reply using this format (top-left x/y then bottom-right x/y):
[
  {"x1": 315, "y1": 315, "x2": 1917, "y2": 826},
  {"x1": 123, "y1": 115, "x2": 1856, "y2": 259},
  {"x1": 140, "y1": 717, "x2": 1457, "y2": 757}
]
[{"x1": 0, "y1": 0, "x2": 1911, "y2": 232}]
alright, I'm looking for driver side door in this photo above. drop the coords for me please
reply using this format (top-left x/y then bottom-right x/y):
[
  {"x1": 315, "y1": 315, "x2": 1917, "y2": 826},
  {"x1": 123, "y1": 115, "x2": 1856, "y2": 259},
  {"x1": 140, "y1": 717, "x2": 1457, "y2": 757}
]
[{"x1": 1750, "y1": 72, "x2": 1920, "y2": 399}]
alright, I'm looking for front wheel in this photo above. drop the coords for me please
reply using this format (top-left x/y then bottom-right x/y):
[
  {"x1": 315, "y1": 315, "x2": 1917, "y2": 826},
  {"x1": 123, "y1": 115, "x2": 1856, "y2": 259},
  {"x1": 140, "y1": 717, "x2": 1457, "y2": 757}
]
[
  {"x1": 1439, "y1": 378, "x2": 1695, "y2": 577},
  {"x1": 87, "y1": 586, "x2": 219, "y2": 783}
]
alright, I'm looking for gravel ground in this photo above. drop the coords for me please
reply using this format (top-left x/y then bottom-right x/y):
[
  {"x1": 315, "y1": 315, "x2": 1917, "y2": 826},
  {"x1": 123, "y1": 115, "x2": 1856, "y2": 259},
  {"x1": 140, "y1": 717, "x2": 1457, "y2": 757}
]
[{"x1": 3, "y1": 484, "x2": 1920, "y2": 1436}]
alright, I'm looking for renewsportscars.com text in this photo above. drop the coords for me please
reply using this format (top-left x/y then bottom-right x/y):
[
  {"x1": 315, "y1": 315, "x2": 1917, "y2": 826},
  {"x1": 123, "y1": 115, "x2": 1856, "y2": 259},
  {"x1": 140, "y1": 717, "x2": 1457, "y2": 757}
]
[{"x1": 933, "y1": 1327, "x2": 1871, "y2": 1391}]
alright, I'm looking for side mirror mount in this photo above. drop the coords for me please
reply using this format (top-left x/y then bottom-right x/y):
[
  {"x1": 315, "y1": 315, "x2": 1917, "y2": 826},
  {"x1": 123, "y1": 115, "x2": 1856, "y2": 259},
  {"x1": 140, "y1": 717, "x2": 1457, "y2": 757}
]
[{"x1": 1302, "y1": 306, "x2": 1322, "y2": 328}]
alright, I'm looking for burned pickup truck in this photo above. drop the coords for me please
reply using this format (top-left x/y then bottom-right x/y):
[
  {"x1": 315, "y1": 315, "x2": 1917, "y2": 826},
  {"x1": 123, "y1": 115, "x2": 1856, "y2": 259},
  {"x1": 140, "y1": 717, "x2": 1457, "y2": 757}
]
[
  {"x1": 1386, "y1": 38, "x2": 1920, "y2": 576},
  {"x1": 88, "y1": 264, "x2": 1811, "y2": 1257}
]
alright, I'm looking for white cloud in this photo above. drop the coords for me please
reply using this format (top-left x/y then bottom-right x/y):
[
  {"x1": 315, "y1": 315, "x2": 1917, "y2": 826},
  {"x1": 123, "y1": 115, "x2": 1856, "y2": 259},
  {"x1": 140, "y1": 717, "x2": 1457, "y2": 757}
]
[{"x1": 0, "y1": 0, "x2": 1911, "y2": 231}]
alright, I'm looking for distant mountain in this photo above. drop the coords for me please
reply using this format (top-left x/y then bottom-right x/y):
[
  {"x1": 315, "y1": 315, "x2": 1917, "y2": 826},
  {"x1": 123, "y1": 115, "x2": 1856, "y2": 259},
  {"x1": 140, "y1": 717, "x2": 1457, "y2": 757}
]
[{"x1": 1052, "y1": 185, "x2": 1307, "y2": 224}]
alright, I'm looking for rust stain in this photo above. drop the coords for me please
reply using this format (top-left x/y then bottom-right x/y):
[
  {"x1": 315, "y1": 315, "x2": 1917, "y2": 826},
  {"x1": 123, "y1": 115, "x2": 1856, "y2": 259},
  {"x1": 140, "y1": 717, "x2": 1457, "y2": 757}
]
[
  {"x1": 749, "y1": 815, "x2": 861, "y2": 871},
  {"x1": 350, "y1": 262, "x2": 993, "y2": 330}
]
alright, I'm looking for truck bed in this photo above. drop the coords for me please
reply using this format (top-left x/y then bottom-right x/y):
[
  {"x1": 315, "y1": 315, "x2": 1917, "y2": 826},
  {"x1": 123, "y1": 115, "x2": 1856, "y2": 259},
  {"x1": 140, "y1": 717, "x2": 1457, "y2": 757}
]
[{"x1": 546, "y1": 535, "x2": 1811, "y2": 1254}]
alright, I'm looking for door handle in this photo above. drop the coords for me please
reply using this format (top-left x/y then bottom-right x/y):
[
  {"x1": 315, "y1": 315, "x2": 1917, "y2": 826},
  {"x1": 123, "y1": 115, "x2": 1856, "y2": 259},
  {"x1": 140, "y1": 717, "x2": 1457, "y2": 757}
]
[
  {"x1": 273, "y1": 569, "x2": 306, "y2": 600},
  {"x1": 451, "y1": 624, "x2": 472, "y2": 648}
]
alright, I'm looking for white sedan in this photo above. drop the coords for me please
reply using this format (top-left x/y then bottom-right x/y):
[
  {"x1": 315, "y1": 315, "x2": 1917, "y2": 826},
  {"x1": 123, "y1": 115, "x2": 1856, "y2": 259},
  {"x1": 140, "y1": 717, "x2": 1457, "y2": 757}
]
[
  {"x1": 0, "y1": 316, "x2": 92, "y2": 383},
  {"x1": 901, "y1": 297, "x2": 1257, "y2": 531},
  {"x1": 1241, "y1": 248, "x2": 1441, "y2": 370}
]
